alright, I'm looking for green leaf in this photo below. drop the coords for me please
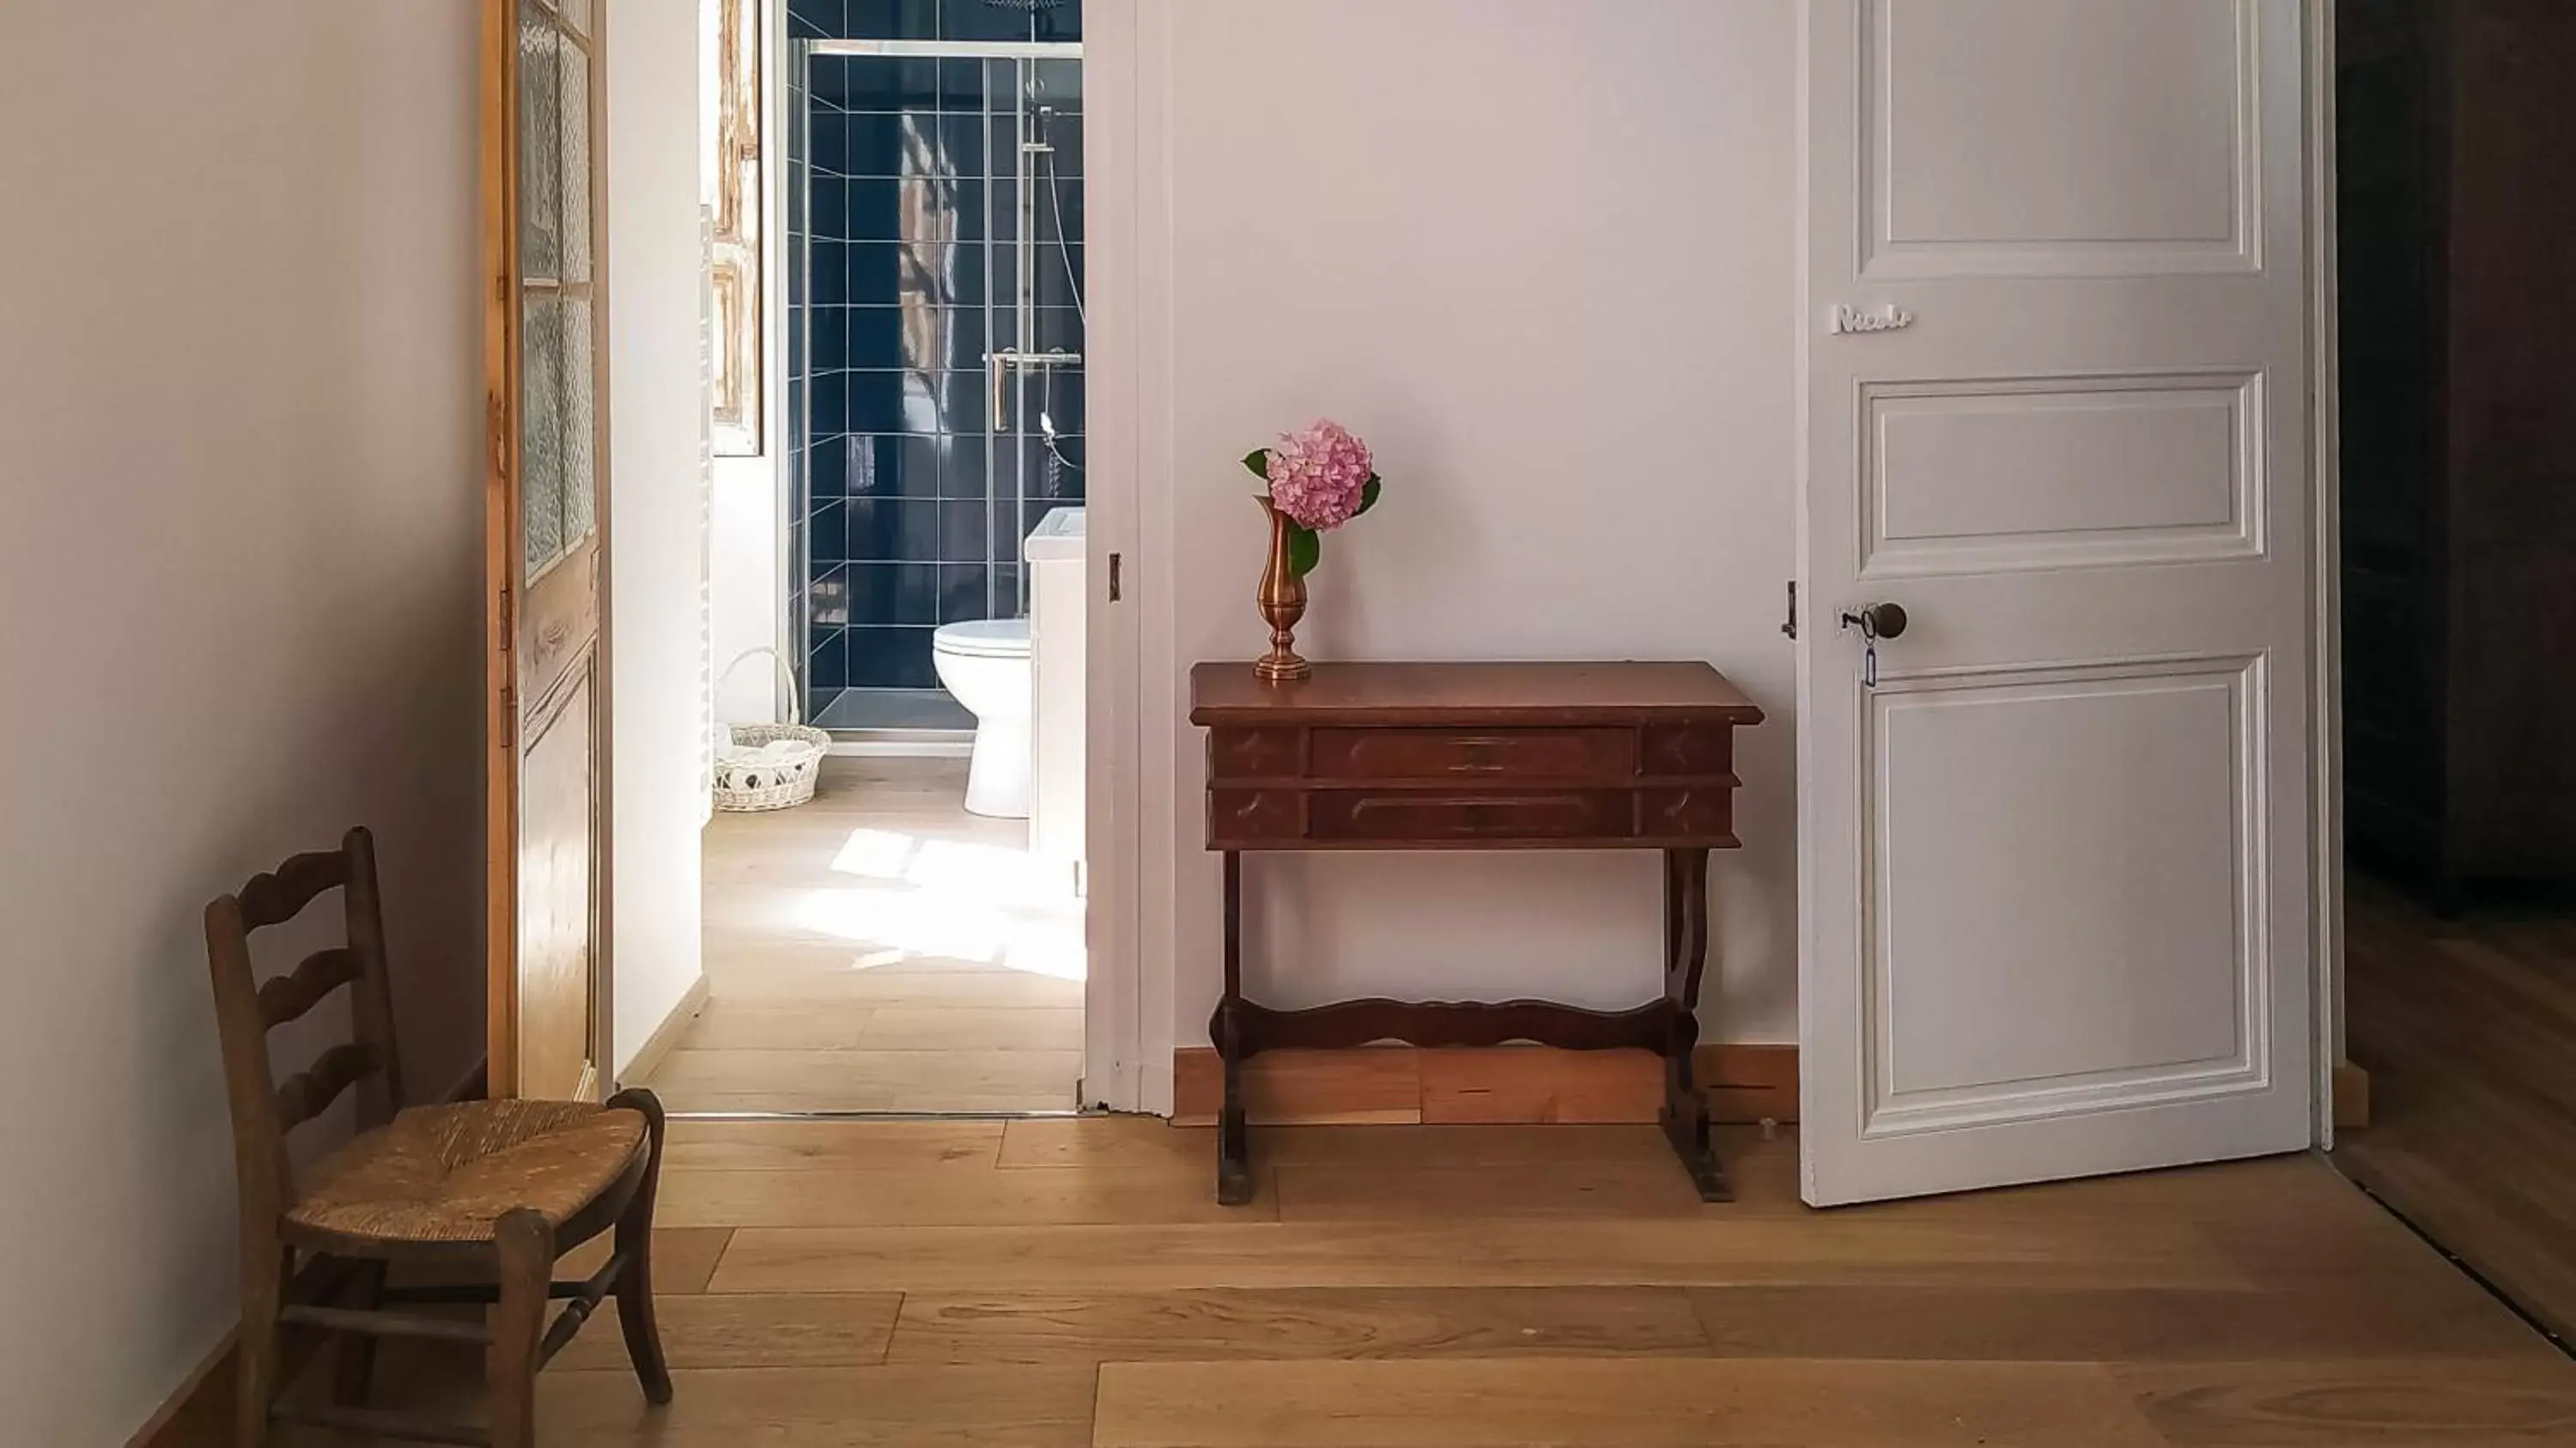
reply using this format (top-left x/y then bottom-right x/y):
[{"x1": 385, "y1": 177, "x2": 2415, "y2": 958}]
[
  {"x1": 1355, "y1": 475, "x2": 1383, "y2": 516},
  {"x1": 1288, "y1": 524, "x2": 1322, "y2": 579},
  {"x1": 1241, "y1": 449, "x2": 1271, "y2": 480}
]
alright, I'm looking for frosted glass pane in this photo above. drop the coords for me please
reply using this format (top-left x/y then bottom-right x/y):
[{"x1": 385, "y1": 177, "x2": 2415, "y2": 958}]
[
  {"x1": 562, "y1": 299, "x2": 597, "y2": 547},
  {"x1": 522, "y1": 293, "x2": 566, "y2": 577},
  {"x1": 554, "y1": 0, "x2": 591, "y2": 37},
  {"x1": 517, "y1": 6, "x2": 562, "y2": 279},
  {"x1": 556, "y1": 31, "x2": 592, "y2": 284}
]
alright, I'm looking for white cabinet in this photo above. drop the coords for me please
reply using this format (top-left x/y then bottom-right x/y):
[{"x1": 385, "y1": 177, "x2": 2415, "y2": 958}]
[{"x1": 1026, "y1": 508, "x2": 1087, "y2": 897}]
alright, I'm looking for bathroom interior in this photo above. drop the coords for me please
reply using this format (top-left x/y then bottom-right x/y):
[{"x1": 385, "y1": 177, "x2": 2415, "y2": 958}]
[{"x1": 638, "y1": 0, "x2": 1090, "y2": 1116}]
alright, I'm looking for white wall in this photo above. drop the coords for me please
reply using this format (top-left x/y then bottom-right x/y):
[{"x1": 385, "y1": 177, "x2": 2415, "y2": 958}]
[
  {"x1": 1154, "y1": 0, "x2": 1801, "y2": 1044},
  {"x1": 712, "y1": 456, "x2": 783, "y2": 722},
  {"x1": 0, "y1": 4, "x2": 483, "y2": 1442},
  {"x1": 607, "y1": 0, "x2": 710, "y2": 1072}
]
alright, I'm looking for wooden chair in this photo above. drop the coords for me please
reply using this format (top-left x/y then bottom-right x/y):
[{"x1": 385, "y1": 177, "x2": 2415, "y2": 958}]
[{"x1": 204, "y1": 827, "x2": 671, "y2": 1447}]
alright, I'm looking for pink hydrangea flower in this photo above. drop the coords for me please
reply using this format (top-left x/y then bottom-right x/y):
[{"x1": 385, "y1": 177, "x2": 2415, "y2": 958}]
[{"x1": 1264, "y1": 419, "x2": 1374, "y2": 532}]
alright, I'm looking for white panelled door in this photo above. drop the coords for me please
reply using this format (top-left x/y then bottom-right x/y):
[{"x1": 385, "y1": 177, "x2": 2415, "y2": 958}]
[{"x1": 1798, "y1": 0, "x2": 2315, "y2": 1205}]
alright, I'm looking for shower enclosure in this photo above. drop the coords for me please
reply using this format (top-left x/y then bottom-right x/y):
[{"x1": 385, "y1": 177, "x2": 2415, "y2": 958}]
[{"x1": 785, "y1": 0, "x2": 1084, "y2": 733}]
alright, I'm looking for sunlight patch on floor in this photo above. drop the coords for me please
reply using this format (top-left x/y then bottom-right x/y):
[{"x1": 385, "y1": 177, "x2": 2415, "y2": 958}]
[{"x1": 783, "y1": 825, "x2": 1086, "y2": 982}]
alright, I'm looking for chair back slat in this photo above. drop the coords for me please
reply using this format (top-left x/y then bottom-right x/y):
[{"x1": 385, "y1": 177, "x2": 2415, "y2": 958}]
[
  {"x1": 275, "y1": 1042, "x2": 381, "y2": 1131},
  {"x1": 204, "y1": 827, "x2": 408, "y2": 1232},
  {"x1": 257, "y1": 947, "x2": 363, "y2": 1029},
  {"x1": 234, "y1": 849, "x2": 353, "y2": 929}
]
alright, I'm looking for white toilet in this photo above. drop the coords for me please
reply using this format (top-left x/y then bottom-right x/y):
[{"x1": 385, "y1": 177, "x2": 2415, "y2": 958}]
[{"x1": 932, "y1": 617, "x2": 1033, "y2": 818}]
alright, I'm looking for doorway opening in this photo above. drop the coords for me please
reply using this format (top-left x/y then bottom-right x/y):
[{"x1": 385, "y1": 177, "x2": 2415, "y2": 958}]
[
  {"x1": 631, "y1": 0, "x2": 1096, "y2": 1117},
  {"x1": 2327, "y1": 0, "x2": 2576, "y2": 1346}
]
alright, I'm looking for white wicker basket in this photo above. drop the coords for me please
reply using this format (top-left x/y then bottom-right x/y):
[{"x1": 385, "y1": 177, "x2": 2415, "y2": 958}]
[{"x1": 712, "y1": 649, "x2": 829, "y2": 812}]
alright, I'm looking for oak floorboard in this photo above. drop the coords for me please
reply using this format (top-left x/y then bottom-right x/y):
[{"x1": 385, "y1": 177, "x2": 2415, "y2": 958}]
[
  {"x1": 1689, "y1": 1282, "x2": 2555, "y2": 1362},
  {"x1": 859, "y1": 1005, "x2": 1086, "y2": 1052},
  {"x1": 1089, "y1": 1358, "x2": 2168, "y2": 1447},
  {"x1": 276, "y1": 1120, "x2": 2569, "y2": 1447},
  {"x1": 532, "y1": 1365, "x2": 1097, "y2": 1446},
  {"x1": 656, "y1": 1162, "x2": 1274, "y2": 1229},
  {"x1": 695, "y1": 960, "x2": 1086, "y2": 1007},
  {"x1": 709, "y1": 1214, "x2": 2248, "y2": 1295},
  {"x1": 643, "y1": 1046, "x2": 1081, "y2": 1114},
  {"x1": 664, "y1": 1118, "x2": 1004, "y2": 1172},
  {"x1": 392, "y1": 1226, "x2": 734, "y2": 1298},
  {"x1": 999, "y1": 1119, "x2": 1739, "y2": 1172},
  {"x1": 884, "y1": 1286, "x2": 1713, "y2": 1365},
  {"x1": 565, "y1": 1226, "x2": 733, "y2": 1296},
  {"x1": 1273, "y1": 1159, "x2": 1742, "y2": 1220},
  {"x1": 544, "y1": 1292, "x2": 902, "y2": 1372},
  {"x1": 659, "y1": 998, "x2": 878, "y2": 1050},
  {"x1": 2111, "y1": 1358, "x2": 2576, "y2": 1446}
]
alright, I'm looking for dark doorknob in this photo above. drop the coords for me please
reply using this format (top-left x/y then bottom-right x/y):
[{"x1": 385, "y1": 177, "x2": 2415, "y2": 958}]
[{"x1": 1839, "y1": 602, "x2": 1908, "y2": 640}]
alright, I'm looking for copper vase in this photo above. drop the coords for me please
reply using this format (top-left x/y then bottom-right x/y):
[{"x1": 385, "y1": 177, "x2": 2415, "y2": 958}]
[{"x1": 1254, "y1": 496, "x2": 1311, "y2": 682}]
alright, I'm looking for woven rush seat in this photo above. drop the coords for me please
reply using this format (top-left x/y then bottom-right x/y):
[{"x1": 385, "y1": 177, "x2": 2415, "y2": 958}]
[{"x1": 287, "y1": 1099, "x2": 648, "y2": 1245}]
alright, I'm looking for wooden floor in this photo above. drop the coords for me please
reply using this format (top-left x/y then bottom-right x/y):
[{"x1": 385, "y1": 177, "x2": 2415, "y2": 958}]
[
  {"x1": 636, "y1": 757, "x2": 1084, "y2": 1113},
  {"x1": 2335, "y1": 873, "x2": 2576, "y2": 1344},
  {"x1": 270, "y1": 1117, "x2": 2576, "y2": 1445}
]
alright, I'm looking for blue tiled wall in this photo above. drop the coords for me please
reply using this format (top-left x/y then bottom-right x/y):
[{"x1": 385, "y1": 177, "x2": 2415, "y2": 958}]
[
  {"x1": 790, "y1": 0, "x2": 1083, "y2": 709},
  {"x1": 790, "y1": 0, "x2": 1080, "y2": 46}
]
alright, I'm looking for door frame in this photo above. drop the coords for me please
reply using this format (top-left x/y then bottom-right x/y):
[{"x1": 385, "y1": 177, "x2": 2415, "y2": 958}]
[
  {"x1": 1078, "y1": 0, "x2": 1171, "y2": 1115},
  {"x1": 1077, "y1": 0, "x2": 1157, "y2": 1113},
  {"x1": 1790, "y1": 0, "x2": 2346, "y2": 1155},
  {"x1": 734, "y1": 0, "x2": 1160, "y2": 1112},
  {"x1": 2303, "y1": 0, "x2": 2345, "y2": 1151},
  {"x1": 481, "y1": 0, "x2": 617, "y2": 1101}
]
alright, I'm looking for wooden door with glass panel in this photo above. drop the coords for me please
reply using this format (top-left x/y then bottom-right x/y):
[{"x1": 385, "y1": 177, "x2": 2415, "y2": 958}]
[{"x1": 482, "y1": 0, "x2": 610, "y2": 1101}]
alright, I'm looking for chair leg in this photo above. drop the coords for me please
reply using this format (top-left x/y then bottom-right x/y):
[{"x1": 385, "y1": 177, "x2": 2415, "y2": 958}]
[
  {"x1": 607, "y1": 1086, "x2": 674, "y2": 1405},
  {"x1": 488, "y1": 1209, "x2": 554, "y2": 1448},
  {"x1": 234, "y1": 1238, "x2": 289, "y2": 1448},
  {"x1": 332, "y1": 1259, "x2": 388, "y2": 1408}
]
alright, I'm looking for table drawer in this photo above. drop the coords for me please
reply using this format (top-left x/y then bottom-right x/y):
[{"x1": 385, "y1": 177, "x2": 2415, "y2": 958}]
[
  {"x1": 1641, "y1": 787, "x2": 1735, "y2": 840},
  {"x1": 1309, "y1": 790, "x2": 1631, "y2": 843},
  {"x1": 1310, "y1": 727, "x2": 1634, "y2": 782},
  {"x1": 1207, "y1": 789, "x2": 1306, "y2": 846},
  {"x1": 1641, "y1": 724, "x2": 1734, "y2": 777},
  {"x1": 1206, "y1": 727, "x2": 1303, "y2": 781}
]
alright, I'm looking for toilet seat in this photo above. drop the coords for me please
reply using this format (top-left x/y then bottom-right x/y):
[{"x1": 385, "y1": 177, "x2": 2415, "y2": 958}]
[{"x1": 933, "y1": 618, "x2": 1031, "y2": 660}]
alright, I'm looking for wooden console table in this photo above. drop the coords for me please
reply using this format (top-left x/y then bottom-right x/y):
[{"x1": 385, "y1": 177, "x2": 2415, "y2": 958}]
[{"x1": 1189, "y1": 661, "x2": 1764, "y2": 1204}]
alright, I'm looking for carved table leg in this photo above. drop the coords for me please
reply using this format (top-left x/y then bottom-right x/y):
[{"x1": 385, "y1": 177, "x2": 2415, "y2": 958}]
[
  {"x1": 1660, "y1": 847, "x2": 1729, "y2": 1202},
  {"x1": 1212, "y1": 850, "x2": 1255, "y2": 1205}
]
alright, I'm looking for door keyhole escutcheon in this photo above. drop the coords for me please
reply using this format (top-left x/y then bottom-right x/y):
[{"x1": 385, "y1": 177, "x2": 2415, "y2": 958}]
[
  {"x1": 1840, "y1": 603, "x2": 1907, "y2": 689},
  {"x1": 1838, "y1": 602, "x2": 1907, "y2": 640}
]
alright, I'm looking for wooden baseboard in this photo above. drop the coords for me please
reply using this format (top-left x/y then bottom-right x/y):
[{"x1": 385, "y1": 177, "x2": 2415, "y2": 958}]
[
  {"x1": 125, "y1": 1331, "x2": 235, "y2": 1448},
  {"x1": 619, "y1": 974, "x2": 710, "y2": 1088},
  {"x1": 2333, "y1": 1058, "x2": 2372, "y2": 1129},
  {"x1": 1170, "y1": 1043, "x2": 1798, "y2": 1128}
]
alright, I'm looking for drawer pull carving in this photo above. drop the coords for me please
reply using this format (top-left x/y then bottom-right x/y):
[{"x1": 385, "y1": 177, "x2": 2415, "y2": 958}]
[
  {"x1": 1644, "y1": 788, "x2": 1733, "y2": 838},
  {"x1": 1208, "y1": 727, "x2": 1303, "y2": 780},
  {"x1": 1208, "y1": 789, "x2": 1303, "y2": 843}
]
